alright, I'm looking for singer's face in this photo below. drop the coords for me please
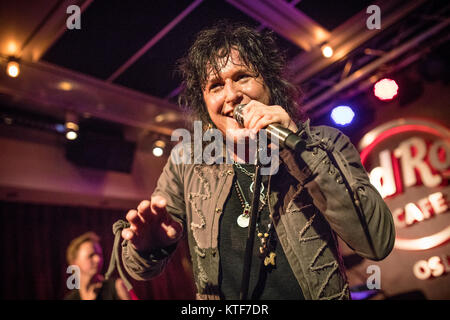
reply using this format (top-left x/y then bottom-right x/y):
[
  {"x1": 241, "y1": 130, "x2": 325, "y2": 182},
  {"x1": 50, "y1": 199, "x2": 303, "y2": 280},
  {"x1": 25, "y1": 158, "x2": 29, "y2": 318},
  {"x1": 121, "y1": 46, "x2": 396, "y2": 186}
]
[{"x1": 202, "y1": 49, "x2": 271, "y2": 140}]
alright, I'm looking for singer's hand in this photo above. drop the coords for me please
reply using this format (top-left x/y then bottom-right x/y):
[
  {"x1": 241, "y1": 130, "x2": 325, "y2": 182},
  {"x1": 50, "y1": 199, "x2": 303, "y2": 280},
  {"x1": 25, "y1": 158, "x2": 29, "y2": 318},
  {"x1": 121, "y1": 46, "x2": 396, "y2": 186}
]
[
  {"x1": 121, "y1": 196, "x2": 183, "y2": 253},
  {"x1": 240, "y1": 100, "x2": 298, "y2": 133}
]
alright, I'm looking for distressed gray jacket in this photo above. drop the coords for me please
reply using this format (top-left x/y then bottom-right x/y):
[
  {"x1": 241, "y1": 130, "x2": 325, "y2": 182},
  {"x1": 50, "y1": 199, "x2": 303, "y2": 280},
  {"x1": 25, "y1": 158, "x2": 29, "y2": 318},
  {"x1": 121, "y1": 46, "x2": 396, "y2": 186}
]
[{"x1": 121, "y1": 122, "x2": 395, "y2": 300}]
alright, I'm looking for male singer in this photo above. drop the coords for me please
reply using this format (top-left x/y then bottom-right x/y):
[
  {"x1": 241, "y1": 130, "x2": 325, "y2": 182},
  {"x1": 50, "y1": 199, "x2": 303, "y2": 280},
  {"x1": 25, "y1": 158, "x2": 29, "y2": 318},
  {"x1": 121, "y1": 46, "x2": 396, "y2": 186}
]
[{"x1": 120, "y1": 22, "x2": 395, "y2": 300}]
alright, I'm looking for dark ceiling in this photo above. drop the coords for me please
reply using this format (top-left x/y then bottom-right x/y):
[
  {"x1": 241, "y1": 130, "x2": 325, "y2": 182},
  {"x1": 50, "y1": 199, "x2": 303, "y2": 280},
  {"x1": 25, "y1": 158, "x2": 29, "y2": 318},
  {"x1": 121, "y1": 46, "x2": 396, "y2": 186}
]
[
  {"x1": 41, "y1": 0, "x2": 373, "y2": 102},
  {"x1": 0, "y1": 0, "x2": 448, "y2": 141}
]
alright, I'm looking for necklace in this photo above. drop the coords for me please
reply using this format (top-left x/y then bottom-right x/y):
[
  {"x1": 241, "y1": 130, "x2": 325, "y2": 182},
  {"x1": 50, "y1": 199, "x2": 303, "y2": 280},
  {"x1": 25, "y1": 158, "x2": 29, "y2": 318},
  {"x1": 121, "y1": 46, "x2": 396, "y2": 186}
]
[
  {"x1": 234, "y1": 162, "x2": 266, "y2": 204},
  {"x1": 234, "y1": 179, "x2": 265, "y2": 228},
  {"x1": 235, "y1": 179, "x2": 276, "y2": 266},
  {"x1": 233, "y1": 162, "x2": 254, "y2": 177},
  {"x1": 233, "y1": 164, "x2": 276, "y2": 266},
  {"x1": 256, "y1": 218, "x2": 276, "y2": 266}
]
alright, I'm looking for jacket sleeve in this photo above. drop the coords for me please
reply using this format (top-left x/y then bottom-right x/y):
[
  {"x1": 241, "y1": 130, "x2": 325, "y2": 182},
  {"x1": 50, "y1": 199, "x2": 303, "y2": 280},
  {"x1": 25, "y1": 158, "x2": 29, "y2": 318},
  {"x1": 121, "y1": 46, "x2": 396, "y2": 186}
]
[
  {"x1": 280, "y1": 122, "x2": 395, "y2": 261},
  {"x1": 122, "y1": 146, "x2": 187, "y2": 281}
]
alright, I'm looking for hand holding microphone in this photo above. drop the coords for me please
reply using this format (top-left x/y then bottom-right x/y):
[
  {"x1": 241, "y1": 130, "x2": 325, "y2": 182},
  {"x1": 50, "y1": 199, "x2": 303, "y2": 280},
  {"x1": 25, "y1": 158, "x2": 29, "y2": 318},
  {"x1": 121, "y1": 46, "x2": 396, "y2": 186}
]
[{"x1": 233, "y1": 103, "x2": 305, "y2": 152}]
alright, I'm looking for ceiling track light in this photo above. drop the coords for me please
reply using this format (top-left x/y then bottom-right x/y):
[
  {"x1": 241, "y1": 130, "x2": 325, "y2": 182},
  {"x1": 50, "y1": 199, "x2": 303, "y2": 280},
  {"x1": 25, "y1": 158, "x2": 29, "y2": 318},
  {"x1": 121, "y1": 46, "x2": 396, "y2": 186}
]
[
  {"x1": 321, "y1": 44, "x2": 333, "y2": 58},
  {"x1": 152, "y1": 139, "x2": 167, "y2": 157},
  {"x1": 6, "y1": 57, "x2": 20, "y2": 78},
  {"x1": 331, "y1": 105, "x2": 355, "y2": 126},
  {"x1": 65, "y1": 111, "x2": 79, "y2": 140},
  {"x1": 373, "y1": 78, "x2": 399, "y2": 101},
  {"x1": 65, "y1": 130, "x2": 78, "y2": 140}
]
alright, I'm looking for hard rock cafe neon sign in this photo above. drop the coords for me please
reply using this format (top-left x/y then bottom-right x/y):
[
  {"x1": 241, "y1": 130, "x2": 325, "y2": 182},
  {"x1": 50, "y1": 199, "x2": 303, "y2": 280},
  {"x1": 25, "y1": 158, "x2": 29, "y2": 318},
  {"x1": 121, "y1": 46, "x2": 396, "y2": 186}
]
[{"x1": 358, "y1": 119, "x2": 449, "y2": 279}]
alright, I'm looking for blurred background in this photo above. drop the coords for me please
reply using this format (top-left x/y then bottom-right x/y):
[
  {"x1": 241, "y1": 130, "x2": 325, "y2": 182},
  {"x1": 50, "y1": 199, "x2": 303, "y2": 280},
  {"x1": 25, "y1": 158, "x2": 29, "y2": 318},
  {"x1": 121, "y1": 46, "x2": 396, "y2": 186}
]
[{"x1": 0, "y1": 0, "x2": 448, "y2": 299}]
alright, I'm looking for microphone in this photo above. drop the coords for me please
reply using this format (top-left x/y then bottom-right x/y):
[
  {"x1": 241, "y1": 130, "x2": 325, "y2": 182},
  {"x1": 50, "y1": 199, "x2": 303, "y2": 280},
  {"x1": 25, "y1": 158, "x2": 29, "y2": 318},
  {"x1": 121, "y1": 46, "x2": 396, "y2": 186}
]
[{"x1": 233, "y1": 104, "x2": 305, "y2": 152}]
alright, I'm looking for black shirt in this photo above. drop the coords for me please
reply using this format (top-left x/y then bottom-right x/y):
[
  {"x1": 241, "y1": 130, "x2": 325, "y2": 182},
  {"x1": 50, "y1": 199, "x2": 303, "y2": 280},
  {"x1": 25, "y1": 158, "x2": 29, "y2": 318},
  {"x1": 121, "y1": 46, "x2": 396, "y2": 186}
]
[{"x1": 218, "y1": 164, "x2": 304, "y2": 300}]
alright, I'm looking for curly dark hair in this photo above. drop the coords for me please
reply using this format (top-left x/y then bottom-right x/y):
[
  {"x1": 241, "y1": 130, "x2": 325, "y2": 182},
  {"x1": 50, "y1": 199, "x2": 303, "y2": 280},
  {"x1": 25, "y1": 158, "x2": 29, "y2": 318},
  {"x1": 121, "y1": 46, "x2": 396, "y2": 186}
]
[{"x1": 177, "y1": 21, "x2": 305, "y2": 131}]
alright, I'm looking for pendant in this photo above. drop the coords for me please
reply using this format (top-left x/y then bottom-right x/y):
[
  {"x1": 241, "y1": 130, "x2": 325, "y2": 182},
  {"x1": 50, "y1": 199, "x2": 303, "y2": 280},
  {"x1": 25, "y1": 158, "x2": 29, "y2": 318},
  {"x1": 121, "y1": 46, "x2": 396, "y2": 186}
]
[
  {"x1": 249, "y1": 182, "x2": 266, "y2": 204},
  {"x1": 237, "y1": 203, "x2": 250, "y2": 228},
  {"x1": 250, "y1": 181, "x2": 264, "y2": 194},
  {"x1": 237, "y1": 213, "x2": 249, "y2": 228},
  {"x1": 264, "y1": 252, "x2": 277, "y2": 267}
]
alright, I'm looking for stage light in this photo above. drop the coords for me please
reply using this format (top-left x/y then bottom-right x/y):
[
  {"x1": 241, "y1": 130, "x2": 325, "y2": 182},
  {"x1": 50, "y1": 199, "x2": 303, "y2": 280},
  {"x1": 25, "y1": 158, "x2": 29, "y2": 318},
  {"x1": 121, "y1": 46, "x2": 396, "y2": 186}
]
[
  {"x1": 152, "y1": 139, "x2": 166, "y2": 157},
  {"x1": 331, "y1": 106, "x2": 355, "y2": 126},
  {"x1": 65, "y1": 112, "x2": 79, "y2": 140},
  {"x1": 321, "y1": 45, "x2": 333, "y2": 58},
  {"x1": 6, "y1": 42, "x2": 18, "y2": 55},
  {"x1": 58, "y1": 81, "x2": 73, "y2": 91},
  {"x1": 374, "y1": 78, "x2": 399, "y2": 101},
  {"x1": 6, "y1": 60, "x2": 20, "y2": 78},
  {"x1": 55, "y1": 123, "x2": 66, "y2": 133},
  {"x1": 66, "y1": 130, "x2": 78, "y2": 140},
  {"x1": 65, "y1": 121, "x2": 79, "y2": 132}
]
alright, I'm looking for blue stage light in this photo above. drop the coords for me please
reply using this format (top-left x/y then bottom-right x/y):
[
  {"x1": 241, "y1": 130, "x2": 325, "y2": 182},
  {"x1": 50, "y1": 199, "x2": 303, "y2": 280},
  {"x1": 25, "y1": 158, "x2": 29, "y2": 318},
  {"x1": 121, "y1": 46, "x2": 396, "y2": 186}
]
[
  {"x1": 330, "y1": 106, "x2": 355, "y2": 126},
  {"x1": 55, "y1": 123, "x2": 65, "y2": 133}
]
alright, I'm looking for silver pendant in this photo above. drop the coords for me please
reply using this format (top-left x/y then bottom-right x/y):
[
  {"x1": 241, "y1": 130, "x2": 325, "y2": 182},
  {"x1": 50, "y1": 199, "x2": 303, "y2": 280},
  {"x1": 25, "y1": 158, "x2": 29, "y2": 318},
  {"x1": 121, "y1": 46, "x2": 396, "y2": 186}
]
[
  {"x1": 250, "y1": 182, "x2": 266, "y2": 204},
  {"x1": 249, "y1": 181, "x2": 264, "y2": 194},
  {"x1": 237, "y1": 213, "x2": 250, "y2": 228}
]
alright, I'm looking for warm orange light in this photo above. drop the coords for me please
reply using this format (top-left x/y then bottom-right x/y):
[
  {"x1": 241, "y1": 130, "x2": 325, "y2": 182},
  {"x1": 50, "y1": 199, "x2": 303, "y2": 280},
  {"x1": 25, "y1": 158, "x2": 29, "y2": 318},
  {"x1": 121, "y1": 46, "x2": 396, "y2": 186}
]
[
  {"x1": 6, "y1": 41, "x2": 18, "y2": 55},
  {"x1": 58, "y1": 81, "x2": 73, "y2": 91},
  {"x1": 6, "y1": 61, "x2": 20, "y2": 78},
  {"x1": 65, "y1": 121, "x2": 79, "y2": 131}
]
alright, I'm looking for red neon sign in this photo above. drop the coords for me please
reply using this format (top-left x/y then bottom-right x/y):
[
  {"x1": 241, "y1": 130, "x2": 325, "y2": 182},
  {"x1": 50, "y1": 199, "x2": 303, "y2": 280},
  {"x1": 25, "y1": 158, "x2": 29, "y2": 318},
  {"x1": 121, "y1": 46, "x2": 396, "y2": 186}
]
[{"x1": 359, "y1": 119, "x2": 450, "y2": 251}]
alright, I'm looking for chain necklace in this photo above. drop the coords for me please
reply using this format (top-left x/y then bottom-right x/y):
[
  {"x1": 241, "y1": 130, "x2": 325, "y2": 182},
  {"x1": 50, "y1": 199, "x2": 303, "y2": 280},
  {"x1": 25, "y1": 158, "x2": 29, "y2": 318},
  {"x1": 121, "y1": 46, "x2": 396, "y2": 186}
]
[
  {"x1": 233, "y1": 162, "x2": 254, "y2": 177},
  {"x1": 234, "y1": 162, "x2": 266, "y2": 204},
  {"x1": 233, "y1": 165, "x2": 276, "y2": 267},
  {"x1": 234, "y1": 179, "x2": 265, "y2": 228}
]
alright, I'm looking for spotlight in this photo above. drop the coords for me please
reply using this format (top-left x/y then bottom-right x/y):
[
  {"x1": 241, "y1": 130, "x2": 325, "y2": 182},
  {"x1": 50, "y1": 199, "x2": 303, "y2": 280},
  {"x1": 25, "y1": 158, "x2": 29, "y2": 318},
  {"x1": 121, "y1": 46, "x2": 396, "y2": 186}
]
[
  {"x1": 66, "y1": 130, "x2": 78, "y2": 140},
  {"x1": 6, "y1": 42, "x2": 18, "y2": 55},
  {"x1": 58, "y1": 81, "x2": 73, "y2": 91},
  {"x1": 321, "y1": 45, "x2": 333, "y2": 58},
  {"x1": 373, "y1": 78, "x2": 399, "y2": 101},
  {"x1": 152, "y1": 139, "x2": 166, "y2": 157},
  {"x1": 65, "y1": 121, "x2": 79, "y2": 132},
  {"x1": 331, "y1": 105, "x2": 355, "y2": 126},
  {"x1": 6, "y1": 59, "x2": 20, "y2": 78},
  {"x1": 65, "y1": 112, "x2": 79, "y2": 140},
  {"x1": 54, "y1": 123, "x2": 66, "y2": 133}
]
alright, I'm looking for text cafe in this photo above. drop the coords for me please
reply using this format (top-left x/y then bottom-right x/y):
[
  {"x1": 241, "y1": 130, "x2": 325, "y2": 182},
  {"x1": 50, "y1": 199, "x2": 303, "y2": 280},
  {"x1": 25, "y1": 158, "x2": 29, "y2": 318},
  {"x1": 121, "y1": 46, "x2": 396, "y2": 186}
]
[{"x1": 348, "y1": 118, "x2": 449, "y2": 299}]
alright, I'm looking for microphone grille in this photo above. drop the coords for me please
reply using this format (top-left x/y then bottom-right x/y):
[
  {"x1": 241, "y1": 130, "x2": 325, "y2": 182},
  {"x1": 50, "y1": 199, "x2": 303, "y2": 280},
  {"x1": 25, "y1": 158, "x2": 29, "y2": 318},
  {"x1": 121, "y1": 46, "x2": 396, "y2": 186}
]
[{"x1": 233, "y1": 104, "x2": 246, "y2": 126}]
